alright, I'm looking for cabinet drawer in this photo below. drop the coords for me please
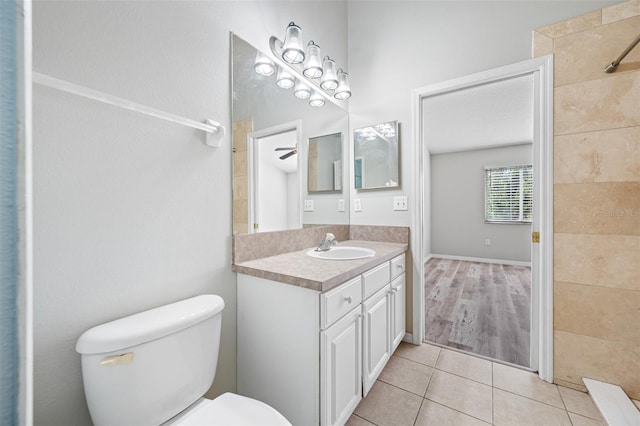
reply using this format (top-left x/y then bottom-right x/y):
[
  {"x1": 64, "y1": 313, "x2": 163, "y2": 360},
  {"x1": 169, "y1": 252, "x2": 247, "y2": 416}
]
[
  {"x1": 362, "y1": 262, "x2": 390, "y2": 300},
  {"x1": 321, "y1": 276, "x2": 362, "y2": 329},
  {"x1": 390, "y1": 254, "x2": 405, "y2": 280}
]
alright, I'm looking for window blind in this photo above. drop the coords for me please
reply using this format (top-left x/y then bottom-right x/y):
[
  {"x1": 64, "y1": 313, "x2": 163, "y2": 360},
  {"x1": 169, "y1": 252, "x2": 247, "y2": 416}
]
[{"x1": 485, "y1": 165, "x2": 532, "y2": 223}]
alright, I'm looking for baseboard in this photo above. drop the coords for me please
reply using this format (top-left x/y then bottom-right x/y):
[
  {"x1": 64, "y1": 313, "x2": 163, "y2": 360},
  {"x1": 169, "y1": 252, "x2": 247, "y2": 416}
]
[
  {"x1": 428, "y1": 253, "x2": 531, "y2": 267},
  {"x1": 402, "y1": 333, "x2": 414, "y2": 344}
]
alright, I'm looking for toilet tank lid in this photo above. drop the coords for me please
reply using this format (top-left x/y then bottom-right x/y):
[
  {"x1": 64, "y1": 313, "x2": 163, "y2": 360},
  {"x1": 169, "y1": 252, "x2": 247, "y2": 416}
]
[{"x1": 76, "y1": 294, "x2": 224, "y2": 355}]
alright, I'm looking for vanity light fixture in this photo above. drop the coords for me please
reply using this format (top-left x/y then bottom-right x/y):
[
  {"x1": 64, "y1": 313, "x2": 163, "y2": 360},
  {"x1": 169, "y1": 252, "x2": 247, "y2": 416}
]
[
  {"x1": 254, "y1": 52, "x2": 275, "y2": 76},
  {"x1": 294, "y1": 80, "x2": 311, "y2": 99},
  {"x1": 268, "y1": 21, "x2": 351, "y2": 106},
  {"x1": 276, "y1": 68, "x2": 295, "y2": 89},
  {"x1": 309, "y1": 92, "x2": 325, "y2": 107}
]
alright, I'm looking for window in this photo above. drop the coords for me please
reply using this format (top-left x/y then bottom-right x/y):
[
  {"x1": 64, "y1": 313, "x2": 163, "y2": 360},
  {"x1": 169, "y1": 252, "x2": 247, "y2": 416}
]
[{"x1": 485, "y1": 165, "x2": 532, "y2": 223}]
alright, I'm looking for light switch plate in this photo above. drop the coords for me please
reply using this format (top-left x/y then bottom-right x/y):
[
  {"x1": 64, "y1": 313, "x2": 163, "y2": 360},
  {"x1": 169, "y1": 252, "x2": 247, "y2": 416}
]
[
  {"x1": 354, "y1": 199, "x2": 362, "y2": 212},
  {"x1": 304, "y1": 200, "x2": 314, "y2": 212},
  {"x1": 338, "y1": 199, "x2": 345, "y2": 212}
]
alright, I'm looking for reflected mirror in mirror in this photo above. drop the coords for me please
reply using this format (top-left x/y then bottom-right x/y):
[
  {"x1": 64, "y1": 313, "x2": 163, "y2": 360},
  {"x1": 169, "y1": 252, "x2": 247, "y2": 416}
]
[
  {"x1": 231, "y1": 33, "x2": 350, "y2": 234},
  {"x1": 308, "y1": 132, "x2": 343, "y2": 193},
  {"x1": 354, "y1": 120, "x2": 400, "y2": 190}
]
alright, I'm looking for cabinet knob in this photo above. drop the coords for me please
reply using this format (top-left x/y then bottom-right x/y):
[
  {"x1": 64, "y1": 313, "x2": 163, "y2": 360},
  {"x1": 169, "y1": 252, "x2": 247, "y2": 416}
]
[
  {"x1": 396, "y1": 264, "x2": 403, "y2": 269},
  {"x1": 344, "y1": 296, "x2": 352, "y2": 304}
]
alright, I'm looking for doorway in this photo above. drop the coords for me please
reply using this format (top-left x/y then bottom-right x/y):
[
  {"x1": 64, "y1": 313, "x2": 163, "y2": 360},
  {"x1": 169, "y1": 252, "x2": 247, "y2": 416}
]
[
  {"x1": 411, "y1": 56, "x2": 553, "y2": 380},
  {"x1": 247, "y1": 122, "x2": 301, "y2": 234}
]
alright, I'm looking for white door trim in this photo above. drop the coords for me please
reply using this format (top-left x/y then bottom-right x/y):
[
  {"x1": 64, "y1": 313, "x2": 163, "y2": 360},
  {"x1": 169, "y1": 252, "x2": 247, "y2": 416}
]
[{"x1": 410, "y1": 55, "x2": 554, "y2": 382}]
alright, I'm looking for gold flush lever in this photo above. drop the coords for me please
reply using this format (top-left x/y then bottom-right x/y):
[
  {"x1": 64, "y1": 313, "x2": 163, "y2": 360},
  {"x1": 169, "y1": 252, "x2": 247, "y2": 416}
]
[
  {"x1": 100, "y1": 352, "x2": 134, "y2": 366},
  {"x1": 532, "y1": 232, "x2": 540, "y2": 243}
]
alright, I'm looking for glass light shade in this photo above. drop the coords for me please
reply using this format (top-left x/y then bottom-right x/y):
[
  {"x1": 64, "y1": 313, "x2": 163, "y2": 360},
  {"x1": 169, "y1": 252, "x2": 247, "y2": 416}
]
[
  {"x1": 294, "y1": 81, "x2": 311, "y2": 99},
  {"x1": 281, "y1": 22, "x2": 305, "y2": 64},
  {"x1": 276, "y1": 68, "x2": 295, "y2": 89},
  {"x1": 320, "y1": 56, "x2": 338, "y2": 91},
  {"x1": 303, "y1": 41, "x2": 323, "y2": 79},
  {"x1": 309, "y1": 92, "x2": 325, "y2": 107},
  {"x1": 254, "y1": 52, "x2": 275, "y2": 76},
  {"x1": 334, "y1": 69, "x2": 351, "y2": 100}
]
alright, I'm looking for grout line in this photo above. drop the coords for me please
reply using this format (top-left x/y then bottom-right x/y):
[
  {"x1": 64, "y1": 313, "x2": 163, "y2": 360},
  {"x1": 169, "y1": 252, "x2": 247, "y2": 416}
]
[
  {"x1": 422, "y1": 396, "x2": 494, "y2": 425},
  {"x1": 493, "y1": 385, "x2": 571, "y2": 412},
  {"x1": 432, "y1": 365, "x2": 492, "y2": 388}
]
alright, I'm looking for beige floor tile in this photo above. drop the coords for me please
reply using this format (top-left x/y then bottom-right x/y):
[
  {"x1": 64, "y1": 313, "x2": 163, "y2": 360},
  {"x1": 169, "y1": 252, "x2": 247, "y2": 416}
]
[
  {"x1": 424, "y1": 369, "x2": 493, "y2": 423},
  {"x1": 493, "y1": 362, "x2": 564, "y2": 408},
  {"x1": 493, "y1": 388, "x2": 572, "y2": 426},
  {"x1": 568, "y1": 412, "x2": 606, "y2": 426},
  {"x1": 394, "y1": 341, "x2": 441, "y2": 367},
  {"x1": 345, "y1": 414, "x2": 376, "y2": 426},
  {"x1": 435, "y1": 349, "x2": 492, "y2": 385},
  {"x1": 378, "y1": 355, "x2": 433, "y2": 396},
  {"x1": 414, "y1": 399, "x2": 491, "y2": 426},
  {"x1": 558, "y1": 386, "x2": 603, "y2": 420},
  {"x1": 354, "y1": 380, "x2": 423, "y2": 426}
]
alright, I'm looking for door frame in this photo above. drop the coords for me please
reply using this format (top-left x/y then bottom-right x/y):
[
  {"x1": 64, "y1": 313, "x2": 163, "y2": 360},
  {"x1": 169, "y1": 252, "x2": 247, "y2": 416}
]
[
  {"x1": 247, "y1": 120, "x2": 302, "y2": 233},
  {"x1": 410, "y1": 55, "x2": 554, "y2": 382}
]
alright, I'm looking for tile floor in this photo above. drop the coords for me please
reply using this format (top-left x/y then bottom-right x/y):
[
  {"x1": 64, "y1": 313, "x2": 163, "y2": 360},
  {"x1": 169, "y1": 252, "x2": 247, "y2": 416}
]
[{"x1": 347, "y1": 342, "x2": 610, "y2": 426}]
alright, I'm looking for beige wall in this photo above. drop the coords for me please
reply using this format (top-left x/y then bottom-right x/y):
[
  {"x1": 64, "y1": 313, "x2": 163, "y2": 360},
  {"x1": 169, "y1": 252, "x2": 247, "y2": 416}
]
[{"x1": 533, "y1": 0, "x2": 640, "y2": 399}]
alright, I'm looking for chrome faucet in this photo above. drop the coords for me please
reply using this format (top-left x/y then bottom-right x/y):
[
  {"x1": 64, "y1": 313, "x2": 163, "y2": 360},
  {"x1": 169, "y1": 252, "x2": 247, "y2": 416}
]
[{"x1": 315, "y1": 233, "x2": 337, "y2": 252}]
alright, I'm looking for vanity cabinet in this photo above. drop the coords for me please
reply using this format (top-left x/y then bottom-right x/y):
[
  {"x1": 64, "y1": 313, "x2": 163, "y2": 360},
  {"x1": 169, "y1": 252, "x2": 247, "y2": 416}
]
[{"x1": 237, "y1": 253, "x2": 406, "y2": 426}]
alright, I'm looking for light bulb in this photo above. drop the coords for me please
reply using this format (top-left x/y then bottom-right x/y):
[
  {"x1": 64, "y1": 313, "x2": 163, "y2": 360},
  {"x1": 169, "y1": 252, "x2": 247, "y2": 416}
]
[
  {"x1": 294, "y1": 81, "x2": 311, "y2": 99},
  {"x1": 309, "y1": 92, "x2": 325, "y2": 107},
  {"x1": 281, "y1": 22, "x2": 304, "y2": 64},
  {"x1": 276, "y1": 68, "x2": 295, "y2": 89},
  {"x1": 334, "y1": 69, "x2": 351, "y2": 100},
  {"x1": 254, "y1": 51, "x2": 275, "y2": 76},
  {"x1": 320, "y1": 56, "x2": 338, "y2": 91},
  {"x1": 303, "y1": 41, "x2": 323, "y2": 79}
]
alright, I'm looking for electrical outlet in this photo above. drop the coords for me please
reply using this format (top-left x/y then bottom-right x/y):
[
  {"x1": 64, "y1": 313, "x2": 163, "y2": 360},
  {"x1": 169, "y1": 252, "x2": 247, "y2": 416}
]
[
  {"x1": 338, "y1": 199, "x2": 345, "y2": 212},
  {"x1": 485, "y1": 238, "x2": 491, "y2": 246},
  {"x1": 354, "y1": 199, "x2": 362, "y2": 212},
  {"x1": 393, "y1": 196, "x2": 408, "y2": 211},
  {"x1": 304, "y1": 200, "x2": 314, "y2": 212}
]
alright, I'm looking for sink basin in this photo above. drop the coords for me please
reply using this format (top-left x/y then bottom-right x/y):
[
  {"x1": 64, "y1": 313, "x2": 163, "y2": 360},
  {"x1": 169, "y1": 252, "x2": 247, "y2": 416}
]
[{"x1": 306, "y1": 246, "x2": 375, "y2": 260}]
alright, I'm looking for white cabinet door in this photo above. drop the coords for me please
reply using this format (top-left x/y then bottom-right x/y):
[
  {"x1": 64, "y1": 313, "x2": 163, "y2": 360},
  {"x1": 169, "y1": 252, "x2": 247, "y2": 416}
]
[
  {"x1": 362, "y1": 285, "x2": 391, "y2": 396},
  {"x1": 391, "y1": 274, "x2": 406, "y2": 351},
  {"x1": 321, "y1": 307, "x2": 362, "y2": 426}
]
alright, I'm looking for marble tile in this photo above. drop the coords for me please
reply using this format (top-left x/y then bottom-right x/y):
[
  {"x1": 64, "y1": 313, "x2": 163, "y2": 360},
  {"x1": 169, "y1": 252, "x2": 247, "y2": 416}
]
[
  {"x1": 558, "y1": 386, "x2": 604, "y2": 420},
  {"x1": 435, "y1": 349, "x2": 492, "y2": 386},
  {"x1": 553, "y1": 16, "x2": 640, "y2": 87},
  {"x1": 378, "y1": 355, "x2": 433, "y2": 396},
  {"x1": 414, "y1": 399, "x2": 491, "y2": 426},
  {"x1": 602, "y1": 0, "x2": 640, "y2": 24},
  {"x1": 424, "y1": 370, "x2": 493, "y2": 423},
  {"x1": 232, "y1": 148, "x2": 247, "y2": 177},
  {"x1": 353, "y1": 380, "x2": 423, "y2": 426},
  {"x1": 345, "y1": 414, "x2": 375, "y2": 426},
  {"x1": 554, "y1": 331, "x2": 640, "y2": 400},
  {"x1": 634, "y1": 399, "x2": 640, "y2": 410},
  {"x1": 568, "y1": 412, "x2": 606, "y2": 426},
  {"x1": 232, "y1": 175, "x2": 247, "y2": 201},
  {"x1": 554, "y1": 72, "x2": 640, "y2": 135},
  {"x1": 554, "y1": 281, "x2": 640, "y2": 344},
  {"x1": 555, "y1": 378, "x2": 588, "y2": 393},
  {"x1": 232, "y1": 118, "x2": 252, "y2": 151},
  {"x1": 493, "y1": 362, "x2": 564, "y2": 409},
  {"x1": 394, "y1": 341, "x2": 441, "y2": 367},
  {"x1": 232, "y1": 198, "x2": 247, "y2": 223},
  {"x1": 554, "y1": 233, "x2": 640, "y2": 291},
  {"x1": 536, "y1": 10, "x2": 602, "y2": 38},
  {"x1": 532, "y1": 30, "x2": 553, "y2": 58},
  {"x1": 554, "y1": 127, "x2": 640, "y2": 184},
  {"x1": 554, "y1": 182, "x2": 640, "y2": 236},
  {"x1": 493, "y1": 388, "x2": 572, "y2": 426}
]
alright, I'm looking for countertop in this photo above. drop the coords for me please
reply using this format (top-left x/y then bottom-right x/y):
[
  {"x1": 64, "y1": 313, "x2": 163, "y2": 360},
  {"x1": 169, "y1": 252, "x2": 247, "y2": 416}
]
[{"x1": 233, "y1": 240, "x2": 408, "y2": 292}]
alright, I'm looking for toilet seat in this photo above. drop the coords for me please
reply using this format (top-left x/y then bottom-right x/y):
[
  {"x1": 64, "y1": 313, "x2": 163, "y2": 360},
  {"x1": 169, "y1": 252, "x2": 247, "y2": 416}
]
[{"x1": 166, "y1": 393, "x2": 291, "y2": 426}]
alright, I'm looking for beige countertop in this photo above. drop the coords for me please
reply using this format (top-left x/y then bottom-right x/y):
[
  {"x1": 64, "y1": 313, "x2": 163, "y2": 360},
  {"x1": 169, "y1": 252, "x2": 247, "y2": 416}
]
[{"x1": 233, "y1": 240, "x2": 408, "y2": 292}]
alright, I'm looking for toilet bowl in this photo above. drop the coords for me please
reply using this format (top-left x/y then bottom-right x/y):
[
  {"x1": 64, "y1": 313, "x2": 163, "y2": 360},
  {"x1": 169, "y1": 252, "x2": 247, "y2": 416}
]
[
  {"x1": 164, "y1": 394, "x2": 290, "y2": 426},
  {"x1": 76, "y1": 295, "x2": 290, "y2": 425}
]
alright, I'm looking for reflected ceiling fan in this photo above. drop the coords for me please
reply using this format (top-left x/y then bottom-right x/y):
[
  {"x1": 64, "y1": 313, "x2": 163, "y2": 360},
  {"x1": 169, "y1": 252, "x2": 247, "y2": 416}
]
[{"x1": 274, "y1": 145, "x2": 297, "y2": 160}]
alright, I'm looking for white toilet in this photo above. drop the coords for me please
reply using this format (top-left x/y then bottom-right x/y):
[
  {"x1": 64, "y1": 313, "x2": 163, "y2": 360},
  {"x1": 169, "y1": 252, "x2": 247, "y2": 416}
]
[{"x1": 75, "y1": 294, "x2": 291, "y2": 425}]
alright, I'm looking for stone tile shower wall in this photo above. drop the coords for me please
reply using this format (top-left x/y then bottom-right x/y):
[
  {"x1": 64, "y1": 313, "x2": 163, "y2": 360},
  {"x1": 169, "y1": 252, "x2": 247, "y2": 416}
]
[{"x1": 533, "y1": 0, "x2": 639, "y2": 399}]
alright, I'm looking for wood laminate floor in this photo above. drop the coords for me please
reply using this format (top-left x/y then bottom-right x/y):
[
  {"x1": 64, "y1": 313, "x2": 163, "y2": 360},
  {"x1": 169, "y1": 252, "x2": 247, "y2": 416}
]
[{"x1": 424, "y1": 258, "x2": 531, "y2": 367}]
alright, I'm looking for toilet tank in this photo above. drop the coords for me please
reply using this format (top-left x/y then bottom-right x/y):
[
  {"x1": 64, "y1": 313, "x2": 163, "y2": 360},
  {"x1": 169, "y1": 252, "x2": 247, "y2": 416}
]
[{"x1": 76, "y1": 295, "x2": 225, "y2": 426}]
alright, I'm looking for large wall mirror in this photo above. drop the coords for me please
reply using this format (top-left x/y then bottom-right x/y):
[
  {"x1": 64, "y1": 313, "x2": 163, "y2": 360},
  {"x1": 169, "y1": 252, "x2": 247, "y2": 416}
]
[
  {"x1": 308, "y1": 132, "x2": 342, "y2": 193},
  {"x1": 354, "y1": 121, "x2": 400, "y2": 190},
  {"x1": 231, "y1": 33, "x2": 349, "y2": 234}
]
